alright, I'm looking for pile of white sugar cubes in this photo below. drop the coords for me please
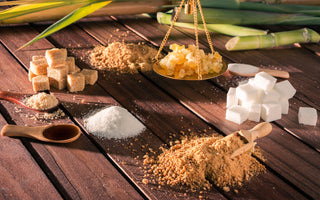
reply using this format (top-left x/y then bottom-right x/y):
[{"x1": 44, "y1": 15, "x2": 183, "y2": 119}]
[{"x1": 226, "y1": 71, "x2": 318, "y2": 126}]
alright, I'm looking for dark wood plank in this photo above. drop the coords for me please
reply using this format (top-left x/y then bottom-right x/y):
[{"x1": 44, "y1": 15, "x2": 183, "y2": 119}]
[
  {"x1": 73, "y1": 16, "x2": 319, "y2": 199},
  {"x1": 27, "y1": 19, "x2": 314, "y2": 199},
  {"x1": 0, "y1": 39, "x2": 143, "y2": 200},
  {"x1": 0, "y1": 113, "x2": 62, "y2": 199},
  {"x1": 113, "y1": 15, "x2": 320, "y2": 149}
]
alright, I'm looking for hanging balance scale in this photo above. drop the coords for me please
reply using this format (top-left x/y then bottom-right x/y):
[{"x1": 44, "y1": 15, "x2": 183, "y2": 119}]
[{"x1": 153, "y1": 0, "x2": 227, "y2": 80}]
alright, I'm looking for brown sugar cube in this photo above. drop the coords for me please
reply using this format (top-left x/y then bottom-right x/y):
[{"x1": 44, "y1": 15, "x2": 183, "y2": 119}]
[
  {"x1": 47, "y1": 66, "x2": 68, "y2": 90},
  {"x1": 66, "y1": 57, "x2": 76, "y2": 74},
  {"x1": 28, "y1": 70, "x2": 37, "y2": 82},
  {"x1": 32, "y1": 75, "x2": 50, "y2": 92},
  {"x1": 72, "y1": 66, "x2": 81, "y2": 74},
  {"x1": 81, "y1": 69, "x2": 98, "y2": 85},
  {"x1": 67, "y1": 73, "x2": 85, "y2": 92},
  {"x1": 45, "y1": 48, "x2": 67, "y2": 67},
  {"x1": 32, "y1": 55, "x2": 45, "y2": 61},
  {"x1": 30, "y1": 59, "x2": 48, "y2": 75}
]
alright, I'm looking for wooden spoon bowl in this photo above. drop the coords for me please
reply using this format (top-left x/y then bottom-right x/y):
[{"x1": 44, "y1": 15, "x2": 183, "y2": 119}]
[{"x1": 0, "y1": 91, "x2": 59, "y2": 112}]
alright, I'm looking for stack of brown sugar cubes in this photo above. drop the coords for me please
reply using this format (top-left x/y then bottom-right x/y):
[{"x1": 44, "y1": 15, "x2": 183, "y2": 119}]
[{"x1": 29, "y1": 48, "x2": 98, "y2": 92}]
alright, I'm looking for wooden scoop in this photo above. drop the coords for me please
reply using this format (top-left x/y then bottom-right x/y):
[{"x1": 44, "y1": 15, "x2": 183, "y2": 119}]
[
  {"x1": 0, "y1": 91, "x2": 59, "y2": 112},
  {"x1": 229, "y1": 122, "x2": 272, "y2": 158},
  {"x1": 1, "y1": 124, "x2": 81, "y2": 143},
  {"x1": 228, "y1": 63, "x2": 289, "y2": 79}
]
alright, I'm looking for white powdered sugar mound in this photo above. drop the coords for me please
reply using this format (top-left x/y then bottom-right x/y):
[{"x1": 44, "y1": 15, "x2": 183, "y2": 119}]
[{"x1": 84, "y1": 106, "x2": 145, "y2": 139}]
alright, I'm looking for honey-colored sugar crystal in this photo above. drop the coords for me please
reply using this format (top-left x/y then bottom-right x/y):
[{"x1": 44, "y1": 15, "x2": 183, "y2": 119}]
[
  {"x1": 32, "y1": 75, "x2": 50, "y2": 92},
  {"x1": 30, "y1": 59, "x2": 48, "y2": 75},
  {"x1": 81, "y1": 69, "x2": 98, "y2": 85},
  {"x1": 67, "y1": 73, "x2": 85, "y2": 92},
  {"x1": 45, "y1": 48, "x2": 67, "y2": 67}
]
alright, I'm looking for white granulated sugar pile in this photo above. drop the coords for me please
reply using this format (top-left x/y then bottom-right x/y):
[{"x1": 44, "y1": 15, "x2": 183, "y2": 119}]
[{"x1": 84, "y1": 106, "x2": 145, "y2": 139}]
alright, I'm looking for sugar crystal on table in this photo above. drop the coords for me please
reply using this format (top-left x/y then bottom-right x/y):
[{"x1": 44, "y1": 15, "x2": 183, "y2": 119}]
[
  {"x1": 279, "y1": 98, "x2": 289, "y2": 114},
  {"x1": 32, "y1": 75, "x2": 50, "y2": 92},
  {"x1": 298, "y1": 107, "x2": 318, "y2": 126},
  {"x1": 30, "y1": 59, "x2": 48, "y2": 75},
  {"x1": 261, "y1": 104, "x2": 282, "y2": 122},
  {"x1": 248, "y1": 104, "x2": 261, "y2": 122},
  {"x1": 67, "y1": 73, "x2": 85, "y2": 92},
  {"x1": 47, "y1": 65, "x2": 68, "y2": 90},
  {"x1": 226, "y1": 105, "x2": 248, "y2": 125},
  {"x1": 274, "y1": 80, "x2": 296, "y2": 99},
  {"x1": 236, "y1": 83, "x2": 262, "y2": 103},
  {"x1": 45, "y1": 48, "x2": 67, "y2": 67},
  {"x1": 227, "y1": 87, "x2": 238, "y2": 108},
  {"x1": 262, "y1": 89, "x2": 280, "y2": 104},
  {"x1": 253, "y1": 71, "x2": 277, "y2": 91}
]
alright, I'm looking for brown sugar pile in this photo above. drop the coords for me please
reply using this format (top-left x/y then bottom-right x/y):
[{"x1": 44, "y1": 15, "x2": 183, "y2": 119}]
[
  {"x1": 89, "y1": 42, "x2": 158, "y2": 73},
  {"x1": 143, "y1": 133, "x2": 266, "y2": 191},
  {"x1": 25, "y1": 92, "x2": 58, "y2": 110}
]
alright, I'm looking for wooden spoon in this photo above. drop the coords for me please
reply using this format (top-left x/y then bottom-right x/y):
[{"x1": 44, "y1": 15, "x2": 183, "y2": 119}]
[
  {"x1": 1, "y1": 124, "x2": 81, "y2": 143},
  {"x1": 228, "y1": 63, "x2": 289, "y2": 79},
  {"x1": 0, "y1": 91, "x2": 59, "y2": 112},
  {"x1": 225, "y1": 122, "x2": 272, "y2": 158}
]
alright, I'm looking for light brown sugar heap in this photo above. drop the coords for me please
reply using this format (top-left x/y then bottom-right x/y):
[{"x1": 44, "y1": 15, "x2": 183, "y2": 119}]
[
  {"x1": 143, "y1": 133, "x2": 266, "y2": 191},
  {"x1": 89, "y1": 42, "x2": 157, "y2": 73},
  {"x1": 25, "y1": 92, "x2": 59, "y2": 110}
]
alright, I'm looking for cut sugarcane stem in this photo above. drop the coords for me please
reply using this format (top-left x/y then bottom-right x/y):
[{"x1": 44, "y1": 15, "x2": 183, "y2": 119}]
[
  {"x1": 225, "y1": 28, "x2": 320, "y2": 51},
  {"x1": 157, "y1": 12, "x2": 267, "y2": 36},
  {"x1": 0, "y1": 0, "x2": 170, "y2": 24},
  {"x1": 175, "y1": 7, "x2": 320, "y2": 25},
  {"x1": 239, "y1": 0, "x2": 320, "y2": 5}
]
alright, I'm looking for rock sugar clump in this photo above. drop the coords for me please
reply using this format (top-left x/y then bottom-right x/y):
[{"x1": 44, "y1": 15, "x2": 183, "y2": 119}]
[{"x1": 143, "y1": 133, "x2": 265, "y2": 191}]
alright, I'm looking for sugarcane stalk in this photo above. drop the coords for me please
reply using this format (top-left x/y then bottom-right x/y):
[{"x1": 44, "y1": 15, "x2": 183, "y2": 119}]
[
  {"x1": 225, "y1": 28, "x2": 320, "y2": 51},
  {"x1": 239, "y1": 0, "x2": 320, "y2": 5},
  {"x1": 0, "y1": 0, "x2": 170, "y2": 24},
  {"x1": 175, "y1": 7, "x2": 320, "y2": 25},
  {"x1": 157, "y1": 12, "x2": 267, "y2": 36},
  {"x1": 199, "y1": 1, "x2": 320, "y2": 17}
]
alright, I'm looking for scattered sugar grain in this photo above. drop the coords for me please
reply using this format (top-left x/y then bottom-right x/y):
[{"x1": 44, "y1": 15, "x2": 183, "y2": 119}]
[{"x1": 84, "y1": 106, "x2": 145, "y2": 139}]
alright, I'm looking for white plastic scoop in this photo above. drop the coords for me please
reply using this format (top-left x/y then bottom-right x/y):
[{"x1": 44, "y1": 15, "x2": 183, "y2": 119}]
[{"x1": 228, "y1": 63, "x2": 289, "y2": 79}]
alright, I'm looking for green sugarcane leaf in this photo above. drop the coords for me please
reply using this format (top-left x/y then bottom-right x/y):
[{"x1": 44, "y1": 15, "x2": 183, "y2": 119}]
[
  {"x1": 18, "y1": 1, "x2": 111, "y2": 50},
  {"x1": 0, "y1": 2, "x2": 74, "y2": 21}
]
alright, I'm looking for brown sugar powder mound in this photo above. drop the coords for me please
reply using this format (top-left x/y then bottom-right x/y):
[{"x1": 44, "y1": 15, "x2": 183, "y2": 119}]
[
  {"x1": 143, "y1": 133, "x2": 266, "y2": 191},
  {"x1": 89, "y1": 42, "x2": 158, "y2": 73}
]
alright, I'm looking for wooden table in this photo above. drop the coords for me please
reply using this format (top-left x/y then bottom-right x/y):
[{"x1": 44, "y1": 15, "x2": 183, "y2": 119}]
[{"x1": 0, "y1": 14, "x2": 319, "y2": 200}]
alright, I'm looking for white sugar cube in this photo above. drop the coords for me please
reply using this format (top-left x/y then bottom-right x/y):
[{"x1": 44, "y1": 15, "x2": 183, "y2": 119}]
[
  {"x1": 227, "y1": 87, "x2": 238, "y2": 108},
  {"x1": 280, "y1": 98, "x2": 289, "y2": 114},
  {"x1": 298, "y1": 107, "x2": 317, "y2": 126},
  {"x1": 248, "y1": 78, "x2": 255, "y2": 85},
  {"x1": 262, "y1": 89, "x2": 280, "y2": 104},
  {"x1": 236, "y1": 83, "x2": 262, "y2": 103},
  {"x1": 226, "y1": 105, "x2": 248, "y2": 125},
  {"x1": 238, "y1": 79, "x2": 248, "y2": 86},
  {"x1": 261, "y1": 104, "x2": 282, "y2": 122},
  {"x1": 248, "y1": 104, "x2": 261, "y2": 122},
  {"x1": 274, "y1": 80, "x2": 296, "y2": 99},
  {"x1": 253, "y1": 72, "x2": 277, "y2": 91}
]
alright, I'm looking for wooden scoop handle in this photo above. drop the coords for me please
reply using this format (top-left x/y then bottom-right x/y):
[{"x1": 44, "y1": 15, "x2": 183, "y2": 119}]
[
  {"x1": 249, "y1": 122, "x2": 272, "y2": 141},
  {"x1": 259, "y1": 69, "x2": 289, "y2": 79},
  {"x1": 1, "y1": 124, "x2": 42, "y2": 139}
]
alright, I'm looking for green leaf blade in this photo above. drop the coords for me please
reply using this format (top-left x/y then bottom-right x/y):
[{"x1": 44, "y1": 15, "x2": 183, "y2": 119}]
[{"x1": 18, "y1": 1, "x2": 111, "y2": 50}]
